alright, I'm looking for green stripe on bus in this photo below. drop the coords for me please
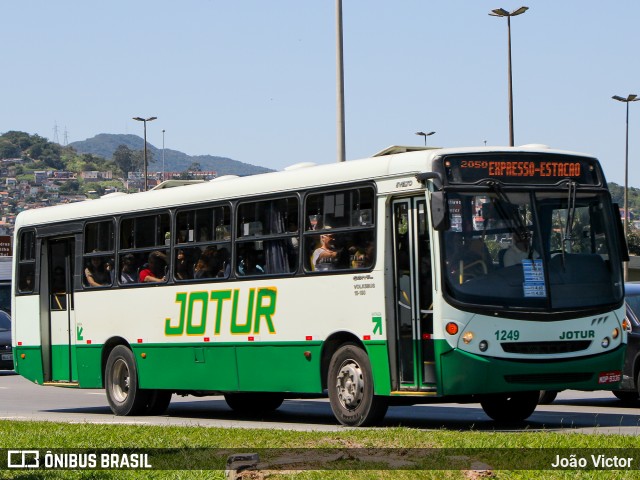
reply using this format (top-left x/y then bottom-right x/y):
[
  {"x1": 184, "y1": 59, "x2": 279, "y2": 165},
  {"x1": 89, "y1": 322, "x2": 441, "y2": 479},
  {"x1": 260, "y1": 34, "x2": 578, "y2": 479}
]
[{"x1": 13, "y1": 346, "x2": 44, "y2": 385}]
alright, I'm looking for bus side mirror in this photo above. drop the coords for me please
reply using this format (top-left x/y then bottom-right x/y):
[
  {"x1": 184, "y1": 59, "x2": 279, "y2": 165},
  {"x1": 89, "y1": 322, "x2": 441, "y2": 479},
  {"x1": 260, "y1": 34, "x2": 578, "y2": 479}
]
[{"x1": 430, "y1": 192, "x2": 450, "y2": 231}]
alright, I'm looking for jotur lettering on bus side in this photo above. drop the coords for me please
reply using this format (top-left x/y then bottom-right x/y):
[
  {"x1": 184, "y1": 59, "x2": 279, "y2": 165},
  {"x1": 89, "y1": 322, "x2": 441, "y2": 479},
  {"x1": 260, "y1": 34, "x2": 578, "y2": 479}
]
[{"x1": 164, "y1": 288, "x2": 277, "y2": 336}]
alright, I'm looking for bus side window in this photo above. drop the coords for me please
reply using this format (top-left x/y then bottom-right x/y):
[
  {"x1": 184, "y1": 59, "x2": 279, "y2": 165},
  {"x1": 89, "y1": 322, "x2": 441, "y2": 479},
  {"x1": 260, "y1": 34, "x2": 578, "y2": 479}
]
[{"x1": 17, "y1": 230, "x2": 36, "y2": 293}]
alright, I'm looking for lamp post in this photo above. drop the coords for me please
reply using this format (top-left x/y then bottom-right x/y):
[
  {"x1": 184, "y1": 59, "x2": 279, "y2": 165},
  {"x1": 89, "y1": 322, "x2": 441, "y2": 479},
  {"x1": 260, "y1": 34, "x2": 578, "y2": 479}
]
[
  {"x1": 162, "y1": 129, "x2": 166, "y2": 181},
  {"x1": 489, "y1": 6, "x2": 528, "y2": 147},
  {"x1": 612, "y1": 94, "x2": 639, "y2": 281},
  {"x1": 133, "y1": 116, "x2": 157, "y2": 191},
  {"x1": 415, "y1": 131, "x2": 435, "y2": 146},
  {"x1": 336, "y1": 0, "x2": 346, "y2": 163}
]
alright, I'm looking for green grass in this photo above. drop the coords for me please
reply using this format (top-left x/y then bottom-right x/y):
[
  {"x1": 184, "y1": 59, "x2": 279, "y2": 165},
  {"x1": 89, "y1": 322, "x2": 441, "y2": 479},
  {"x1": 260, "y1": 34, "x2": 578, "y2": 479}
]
[{"x1": 2, "y1": 420, "x2": 640, "y2": 479}]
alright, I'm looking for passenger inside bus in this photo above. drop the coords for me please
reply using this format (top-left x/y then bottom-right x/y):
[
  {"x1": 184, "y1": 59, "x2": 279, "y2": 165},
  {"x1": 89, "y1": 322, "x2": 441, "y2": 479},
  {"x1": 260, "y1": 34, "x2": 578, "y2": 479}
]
[
  {"x1": 238, "y1": 247, "x2": 264, "y2": 276},
  {"x1": 311, "y1": 232, "x2": 342, "y2": 271},
  {"x1": 119, "y1": 254, "x2": 137, "y2": 284},
  {"x1": 139, "y1": 251, "x2": 167, "y2": 283},
  {"x1": 175, "y1": 249, "x2": 190, "y2": 280},
  {"x1": 84, "y1": 256, "x2": 111, "y2": 287},
  {"x1": 502, "y1": 230, "x2": 539, "y2": 267},
  {"x1": 446, "y1": 234, "x2": 491, "y2": 284}
]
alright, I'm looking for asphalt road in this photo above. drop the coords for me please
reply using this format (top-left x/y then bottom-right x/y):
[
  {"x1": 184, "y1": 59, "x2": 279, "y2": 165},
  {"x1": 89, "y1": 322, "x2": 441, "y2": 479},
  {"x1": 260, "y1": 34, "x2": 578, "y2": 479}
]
[{"x1": 2, "y1": 370, "x2": 640, "y2": 435}]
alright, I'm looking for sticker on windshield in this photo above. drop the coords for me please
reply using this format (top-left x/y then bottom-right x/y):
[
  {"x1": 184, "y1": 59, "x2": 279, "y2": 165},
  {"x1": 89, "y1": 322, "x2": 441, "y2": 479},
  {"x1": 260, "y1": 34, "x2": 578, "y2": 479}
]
[{"x1": 522, "y1": 259, "x2": 546, "y2": 297}]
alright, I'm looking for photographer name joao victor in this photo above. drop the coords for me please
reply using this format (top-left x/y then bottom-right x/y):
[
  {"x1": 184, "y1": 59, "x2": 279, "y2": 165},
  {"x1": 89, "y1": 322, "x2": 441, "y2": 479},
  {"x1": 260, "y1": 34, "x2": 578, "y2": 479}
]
[{"x1": 551, "y1": 454, "x2": 634, "y2": 469}]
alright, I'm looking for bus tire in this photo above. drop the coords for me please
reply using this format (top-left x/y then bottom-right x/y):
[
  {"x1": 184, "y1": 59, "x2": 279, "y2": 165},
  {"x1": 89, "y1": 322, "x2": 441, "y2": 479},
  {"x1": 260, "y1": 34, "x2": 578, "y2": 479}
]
[
  {"x1": 145, "y1": 390, "x2": 172, "y2": 415},
  {"x1": 224, "y1": 393, "x2": 284, "y2": 415},
  {"x1": 480, "y1": 391, "x2": 539, "y2": 422},
  {"x1": 327, "y1": 343, "x2": 388, "y2": 427},
  {"x1": 538, "y1": 390, "x2": 558, "y2": 404},
  {"x1": 613, "y1": 390, "x2": 639, "y2": 402},
  {"x1": 105, "y1": 345, "x2": 148, "y2": 416}
]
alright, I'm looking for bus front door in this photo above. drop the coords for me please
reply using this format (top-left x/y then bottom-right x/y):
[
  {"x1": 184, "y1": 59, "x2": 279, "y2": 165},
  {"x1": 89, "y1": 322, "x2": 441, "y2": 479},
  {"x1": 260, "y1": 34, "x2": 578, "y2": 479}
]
[
  {"x1": 47, "y1": 237, "x2": 77, "y2": 383},
  {"x1": 392, "y1": 198, "x2": 435, "y2": 391}
]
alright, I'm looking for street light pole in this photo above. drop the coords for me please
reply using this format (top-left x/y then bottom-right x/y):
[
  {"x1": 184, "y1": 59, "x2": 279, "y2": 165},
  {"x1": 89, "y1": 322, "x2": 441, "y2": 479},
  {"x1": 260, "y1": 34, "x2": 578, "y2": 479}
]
[
  {"x1": 415, "y1": 131, "x2": 436, "y2": 146},
  {"x1": 336, "y1": 0, "x2": 346, "y2": 163},
  {"x1": 612, "y1": 94, "x2": 639, "y2": 281},
  {"x1": 133, "y1": 116, "x2": 157, "y2": 191},
  {"x1": 490, "y1": 6, "x2": 528, "y2": 147},
  {"x1": 162, "y1": 129, "x2": 166, "y2": 181}
]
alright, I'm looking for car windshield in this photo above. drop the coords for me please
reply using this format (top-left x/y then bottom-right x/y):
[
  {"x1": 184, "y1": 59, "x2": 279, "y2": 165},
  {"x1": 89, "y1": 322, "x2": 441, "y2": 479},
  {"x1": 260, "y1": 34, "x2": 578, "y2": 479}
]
[
  {"x1": 441, "y1": 188, "x2": 624, "y2": 312},
  {"x1": 0, "y1": 312, "x2": 9, "y2": 331}
]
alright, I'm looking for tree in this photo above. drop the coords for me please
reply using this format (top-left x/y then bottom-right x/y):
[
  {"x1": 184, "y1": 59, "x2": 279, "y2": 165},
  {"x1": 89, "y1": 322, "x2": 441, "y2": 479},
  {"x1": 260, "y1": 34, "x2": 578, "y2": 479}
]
[
  {"x1": 0, "y1": 141, "x2": 20, "y2": 159},
  {"x1": 59, "y1": 180, "x2": 80, "y2": 193},
  {"x1": 112, "y1": 145, "x2": 135, "y2": 176},
  {"x1": 627, "y1": 226, "x2": 640, "y2": 256}
]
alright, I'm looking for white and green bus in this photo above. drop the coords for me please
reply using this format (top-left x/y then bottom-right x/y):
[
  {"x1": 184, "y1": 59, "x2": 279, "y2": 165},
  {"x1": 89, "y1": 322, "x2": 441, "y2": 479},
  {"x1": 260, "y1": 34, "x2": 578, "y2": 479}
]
[{"x1": 11, "y1": 145, "x2": 629, "y2": 426}]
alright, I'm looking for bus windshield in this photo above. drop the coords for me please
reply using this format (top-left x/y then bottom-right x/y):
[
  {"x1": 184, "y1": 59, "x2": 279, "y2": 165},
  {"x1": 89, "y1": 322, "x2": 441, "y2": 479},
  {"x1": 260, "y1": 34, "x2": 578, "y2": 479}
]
[{"x1": 441, "y1": 188, "x2": 624, "y2": 312}]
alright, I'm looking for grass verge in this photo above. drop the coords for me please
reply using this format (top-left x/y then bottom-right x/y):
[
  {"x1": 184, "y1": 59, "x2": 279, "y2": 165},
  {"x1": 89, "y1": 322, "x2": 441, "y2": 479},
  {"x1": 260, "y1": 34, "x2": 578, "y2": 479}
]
[{"x1": 2, "y1": 420, "x2": 640, "y2": 479}]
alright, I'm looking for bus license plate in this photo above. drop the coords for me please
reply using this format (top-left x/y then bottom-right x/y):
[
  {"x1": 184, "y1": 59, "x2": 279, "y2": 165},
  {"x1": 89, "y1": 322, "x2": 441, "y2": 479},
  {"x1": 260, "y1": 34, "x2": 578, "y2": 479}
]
[
  {"x1": 1, "y1": 353, "x2": 11, "y2": 361},
  {"x1": 598, "y1": 371, "x2": 621, "y2": 384}
]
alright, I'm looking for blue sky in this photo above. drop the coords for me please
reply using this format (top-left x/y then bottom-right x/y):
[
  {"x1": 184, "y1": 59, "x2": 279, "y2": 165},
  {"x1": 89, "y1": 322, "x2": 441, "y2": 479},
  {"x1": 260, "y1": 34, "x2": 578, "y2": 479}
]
[{"x1": 2, "y1": 1, "x2": 639, "y2": 187}]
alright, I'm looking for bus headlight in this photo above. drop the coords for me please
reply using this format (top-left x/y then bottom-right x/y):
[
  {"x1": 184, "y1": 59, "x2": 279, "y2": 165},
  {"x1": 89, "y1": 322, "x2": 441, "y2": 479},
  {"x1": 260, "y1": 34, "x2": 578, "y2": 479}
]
[
  {"x1": 462, "y1": 332, "x2": 474, "y2": 344},
  {"x1": 612, "y1": 328, "x2": 620, "y2": 340},
  {"x1": 601, "y1": 337, "x2": 610, "y2": 348},
  {"x1": 479, "y1": 340, "x2": 489, "y2": 352}
]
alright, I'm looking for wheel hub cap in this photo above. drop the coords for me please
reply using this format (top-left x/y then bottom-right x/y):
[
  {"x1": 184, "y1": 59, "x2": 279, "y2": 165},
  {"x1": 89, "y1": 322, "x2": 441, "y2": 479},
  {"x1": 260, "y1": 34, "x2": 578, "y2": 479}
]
[{"x1": 336, "y1": 360, "x2": 364, "y2": 410}]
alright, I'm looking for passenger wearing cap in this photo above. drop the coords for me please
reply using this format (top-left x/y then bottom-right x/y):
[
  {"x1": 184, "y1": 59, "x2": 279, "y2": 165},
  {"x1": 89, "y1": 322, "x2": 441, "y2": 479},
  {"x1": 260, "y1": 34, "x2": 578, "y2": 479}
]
[{"x1": 311, "y1": 226, "x2": 341, "y2": 271}]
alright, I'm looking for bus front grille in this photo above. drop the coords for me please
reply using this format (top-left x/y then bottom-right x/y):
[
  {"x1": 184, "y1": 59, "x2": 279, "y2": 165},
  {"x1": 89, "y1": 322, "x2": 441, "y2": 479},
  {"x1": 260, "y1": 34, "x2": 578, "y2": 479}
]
[
  {"x1": 501, "y1": 341, "x2": 591, "y2": 354},
  {"x1": 505, "y1": 372, "x2": 594, "y2": 385}
]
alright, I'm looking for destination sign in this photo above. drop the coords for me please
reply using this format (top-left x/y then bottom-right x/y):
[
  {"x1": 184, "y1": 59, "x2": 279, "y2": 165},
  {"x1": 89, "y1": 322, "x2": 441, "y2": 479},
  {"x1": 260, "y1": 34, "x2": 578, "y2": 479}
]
[{"x1": 442, "y1": 153, "x2": 601, "y2": 186}]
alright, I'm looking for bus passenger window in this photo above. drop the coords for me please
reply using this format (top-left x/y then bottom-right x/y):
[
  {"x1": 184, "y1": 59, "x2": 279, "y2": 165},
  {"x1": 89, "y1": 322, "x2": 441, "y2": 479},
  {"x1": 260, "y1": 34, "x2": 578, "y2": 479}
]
[
  {"x1": 83, "y1": 220, "x2": 115, "y2": 288},
  {"x1": 17, "y1": 230, "x2": 36, "y2": 293}
]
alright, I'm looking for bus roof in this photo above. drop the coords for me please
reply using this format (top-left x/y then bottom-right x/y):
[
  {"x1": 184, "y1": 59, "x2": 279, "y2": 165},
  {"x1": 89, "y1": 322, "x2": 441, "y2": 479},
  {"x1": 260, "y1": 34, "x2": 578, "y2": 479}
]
[{"x1": 14, "y1": 144, "x2": 596, "y2": 229}]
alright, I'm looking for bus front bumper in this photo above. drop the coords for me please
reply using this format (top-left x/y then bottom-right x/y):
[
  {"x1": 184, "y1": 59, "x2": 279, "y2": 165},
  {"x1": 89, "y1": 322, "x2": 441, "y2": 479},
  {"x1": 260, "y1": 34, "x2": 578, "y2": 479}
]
[{"x1": 439, "y1": 346, "x2": 626, "y2": 396}]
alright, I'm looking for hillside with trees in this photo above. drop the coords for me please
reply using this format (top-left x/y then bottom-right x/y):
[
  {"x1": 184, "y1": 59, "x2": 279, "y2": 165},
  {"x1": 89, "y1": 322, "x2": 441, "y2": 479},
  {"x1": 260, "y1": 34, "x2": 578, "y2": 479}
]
[
  {"x1": 69, "y1": 134, "x2": 273, "y2": 176},
  {"x1": 0, "y1": 131, "x2": 274, "y2": 236}
]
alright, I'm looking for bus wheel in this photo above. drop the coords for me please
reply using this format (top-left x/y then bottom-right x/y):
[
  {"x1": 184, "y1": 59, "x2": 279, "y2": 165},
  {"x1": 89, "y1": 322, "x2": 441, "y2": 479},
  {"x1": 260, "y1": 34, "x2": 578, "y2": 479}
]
[
  {"x1": 327, "y1": 343, "x2": 388, "y2": 427},
  {"x1": 145, "y1": 390, "x2": 172, "y2": 415},
  {"x1": 538, "y1": 390, "x2": 558, "y2": 404},
  {"x1": 224, "y1": 393, "x2": 284, "y2": 415},
  {"x1": 480, "y1": 391, "x2": 539, "y2": 422},
  {"x1": 105, "y1": 345, "x2": 148, "y2": 416},
  {"x1": 613, "y1": 390, "x2": 639, "y2": 402}
]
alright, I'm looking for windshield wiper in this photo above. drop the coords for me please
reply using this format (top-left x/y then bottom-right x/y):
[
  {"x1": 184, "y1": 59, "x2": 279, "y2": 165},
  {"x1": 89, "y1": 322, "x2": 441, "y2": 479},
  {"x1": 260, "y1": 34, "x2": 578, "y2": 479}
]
[
  {"x1": 485, "y1": 180, "x2": 530, "y2": 243},
  {"x1": 561, "y1": 180, "x2": 578, "y2": 267}
]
